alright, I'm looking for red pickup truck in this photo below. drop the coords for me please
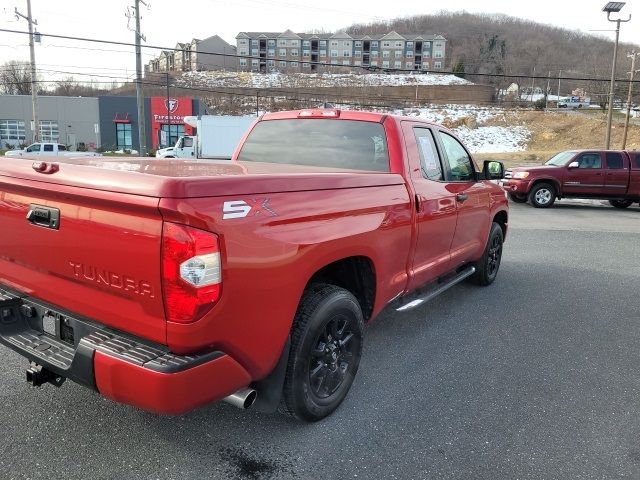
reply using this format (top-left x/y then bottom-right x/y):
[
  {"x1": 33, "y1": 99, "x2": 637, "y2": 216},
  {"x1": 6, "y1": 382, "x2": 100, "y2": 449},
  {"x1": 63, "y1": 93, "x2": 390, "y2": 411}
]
[
  {"x1": 501, "y1": 150, "x2": 640, "y2": 208},
  {"x1": 0, "y1": 109, "x2": 508, "y2": 421}
]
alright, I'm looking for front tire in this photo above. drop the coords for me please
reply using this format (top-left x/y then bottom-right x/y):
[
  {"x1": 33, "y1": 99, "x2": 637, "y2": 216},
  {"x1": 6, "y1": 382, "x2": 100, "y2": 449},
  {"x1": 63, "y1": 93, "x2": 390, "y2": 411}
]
[
  {"x1": 609, "y1": 199, "x2": 633, "y2": 209},
  {"x1": 529, "y1": 182, "x2": 556, "y2": 208},
  {"x1": 280, "y1": 284, "x2": 364, "y2": 422},
  {"x1": 508, "y1": 193, "x2": 528, "y2": 203},
  {"x1": 473, "y1": 222, "x2": 504, "y2": 286}
]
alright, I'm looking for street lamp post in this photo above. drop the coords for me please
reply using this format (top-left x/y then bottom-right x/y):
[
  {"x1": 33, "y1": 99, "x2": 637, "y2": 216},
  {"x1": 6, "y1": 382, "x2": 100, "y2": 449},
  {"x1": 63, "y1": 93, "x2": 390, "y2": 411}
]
[{"x1": 603, "y1": 2, "x2": 631, "y2": 149}]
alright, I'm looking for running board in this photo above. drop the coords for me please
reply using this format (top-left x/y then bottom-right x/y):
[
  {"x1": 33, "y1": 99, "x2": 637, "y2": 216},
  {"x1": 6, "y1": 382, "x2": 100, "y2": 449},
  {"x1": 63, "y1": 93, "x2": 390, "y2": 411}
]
[{"x1": 395, "y1": 266, "x2": 476, "y2": 312}]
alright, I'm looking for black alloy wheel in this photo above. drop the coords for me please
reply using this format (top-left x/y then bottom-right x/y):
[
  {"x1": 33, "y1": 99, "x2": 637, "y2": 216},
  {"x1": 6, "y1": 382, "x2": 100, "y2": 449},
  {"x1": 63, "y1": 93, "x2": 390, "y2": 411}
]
[
  {"x1": 308, "y1": 314, "x2": 359, "y2": 400},
  {"x1": 472, "y1": 222, "x2": 504, "y2": 286},
  {"x1": 280, "y1": 283, "x2": 364, "y2": 422},
  {"x1": 486, "y1": 230, "x2": 503, "y2": 280}
]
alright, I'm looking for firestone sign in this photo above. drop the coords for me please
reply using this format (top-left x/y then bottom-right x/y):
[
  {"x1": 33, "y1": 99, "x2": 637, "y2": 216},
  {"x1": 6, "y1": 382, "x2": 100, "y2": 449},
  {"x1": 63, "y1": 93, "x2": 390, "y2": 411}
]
[
  {"x1": 166, "y1": 97, "x2": 179, "y2": 113},
  {"x1": 150, "y1": 96, "x2": 194, "y2": 148}
]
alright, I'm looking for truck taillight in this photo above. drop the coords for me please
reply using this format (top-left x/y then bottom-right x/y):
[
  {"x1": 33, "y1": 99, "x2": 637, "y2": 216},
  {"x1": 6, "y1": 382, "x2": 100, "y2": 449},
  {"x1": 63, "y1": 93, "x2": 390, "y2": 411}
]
[{"x1": 162, "y1": 222, "x2": 221, "y2": 323}]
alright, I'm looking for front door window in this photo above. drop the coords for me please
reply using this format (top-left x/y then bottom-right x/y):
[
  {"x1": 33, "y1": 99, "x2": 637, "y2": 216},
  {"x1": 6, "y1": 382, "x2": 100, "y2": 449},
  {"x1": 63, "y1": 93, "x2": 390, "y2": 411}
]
[
  {"x1": 439, "y1": 132, "x2": 474, "y2": 181},
  {"x1": 577, "y1": 153, "x2": 602, "y2": 169}
]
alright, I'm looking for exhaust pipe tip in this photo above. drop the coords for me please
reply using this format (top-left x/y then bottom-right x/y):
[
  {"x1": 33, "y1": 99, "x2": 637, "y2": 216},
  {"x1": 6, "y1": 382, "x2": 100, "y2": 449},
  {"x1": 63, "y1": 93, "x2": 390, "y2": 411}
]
[{"x1": 223, "y1": 388, "x2": 257, "y2": 410}]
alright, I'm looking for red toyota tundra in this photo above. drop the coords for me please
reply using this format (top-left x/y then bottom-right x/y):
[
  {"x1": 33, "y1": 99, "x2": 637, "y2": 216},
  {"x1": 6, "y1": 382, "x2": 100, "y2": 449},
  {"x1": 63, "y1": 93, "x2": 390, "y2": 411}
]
[
  {"x1": 501, "y1": 150, "x2": 640, "y2": 208},
  {"x1": 0, "y1": 109, "x2": 508, "y2": 421}
]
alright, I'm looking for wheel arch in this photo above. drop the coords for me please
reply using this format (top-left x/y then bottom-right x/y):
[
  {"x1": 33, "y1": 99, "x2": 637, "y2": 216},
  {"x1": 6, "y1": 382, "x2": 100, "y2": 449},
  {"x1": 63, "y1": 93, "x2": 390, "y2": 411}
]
[
  {"x1": 306, "y1": 256, "x2": 376, "y2": 322},
  {"x1": 529, "y1": 177, "x2": 561, "y2": 196},
  {"x1": 492, "y1": 210, "x2": 508, "y2": 238}
]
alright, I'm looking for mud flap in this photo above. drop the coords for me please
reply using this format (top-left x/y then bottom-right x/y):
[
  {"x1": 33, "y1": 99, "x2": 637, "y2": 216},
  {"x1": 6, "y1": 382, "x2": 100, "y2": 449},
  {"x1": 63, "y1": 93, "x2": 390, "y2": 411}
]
[{"x1": 251, "y1": 337, "x2": 291, "y2": 413}]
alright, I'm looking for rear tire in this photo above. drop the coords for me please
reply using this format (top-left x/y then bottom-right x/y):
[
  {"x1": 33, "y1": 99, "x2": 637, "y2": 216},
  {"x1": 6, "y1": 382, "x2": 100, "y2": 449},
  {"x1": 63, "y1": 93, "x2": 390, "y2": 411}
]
[
  {"x1": 609, "y1": 199, "x2": 633, "y2": 209},
  {"x1": 473, "y1": 222, "x2": 504, "y2": 286},
  {"x1": 280, "y1": 284, "x2": 364, "y2": 422},
  {"x1": 529, "y1": 182, "x2": 556, "y2": 208},
  {"x1": 508, "y1": 193, "x2": 528, "y2": 203}
]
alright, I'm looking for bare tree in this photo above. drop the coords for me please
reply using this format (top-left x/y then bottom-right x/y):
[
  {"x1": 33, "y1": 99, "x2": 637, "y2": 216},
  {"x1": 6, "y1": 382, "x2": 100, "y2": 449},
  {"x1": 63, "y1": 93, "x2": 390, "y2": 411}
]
[
  {"x1": 53, "y1": 76, "x2": 79, "y2": 96},
  {"x1": 0, "y1": 60, "x2": 34, "y2": 95}
]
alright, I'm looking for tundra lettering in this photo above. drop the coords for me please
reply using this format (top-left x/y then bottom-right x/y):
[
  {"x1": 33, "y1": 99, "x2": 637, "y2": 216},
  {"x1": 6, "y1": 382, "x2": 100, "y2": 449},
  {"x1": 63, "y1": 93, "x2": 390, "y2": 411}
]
[{"x1": 68, "y1": 261, "x2": 155, "y2": 298}]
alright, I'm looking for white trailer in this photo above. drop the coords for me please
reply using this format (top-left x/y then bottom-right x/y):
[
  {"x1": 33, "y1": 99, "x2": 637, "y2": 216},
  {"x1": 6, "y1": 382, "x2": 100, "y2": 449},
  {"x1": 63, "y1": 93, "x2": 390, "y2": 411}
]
[{"x1": 156, "y1": 115, "x2": 255, "y2": 159}]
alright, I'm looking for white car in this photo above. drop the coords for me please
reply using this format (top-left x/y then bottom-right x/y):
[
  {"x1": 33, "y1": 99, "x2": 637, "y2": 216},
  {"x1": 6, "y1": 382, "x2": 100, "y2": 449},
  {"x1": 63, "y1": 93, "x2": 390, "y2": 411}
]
[{"x1": 4, "y1": 143, "x2": 101, "y2": 157}]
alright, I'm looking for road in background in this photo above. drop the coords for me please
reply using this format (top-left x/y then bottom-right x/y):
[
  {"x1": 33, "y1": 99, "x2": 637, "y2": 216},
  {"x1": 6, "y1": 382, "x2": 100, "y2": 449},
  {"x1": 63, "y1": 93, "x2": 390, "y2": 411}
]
[{"x1": 1, "y1": 201, "x2": 639, "y2": 479}]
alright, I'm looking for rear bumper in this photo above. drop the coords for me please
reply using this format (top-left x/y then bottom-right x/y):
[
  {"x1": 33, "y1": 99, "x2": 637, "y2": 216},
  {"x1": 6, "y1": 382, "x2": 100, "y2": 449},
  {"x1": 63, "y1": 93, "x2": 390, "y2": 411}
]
[
  {"x1": 499, "y1": 179, "x2": 530, "y2": 194},
  {"x1": 0, "y1": 286, "x2": 250, "y2": 414}
]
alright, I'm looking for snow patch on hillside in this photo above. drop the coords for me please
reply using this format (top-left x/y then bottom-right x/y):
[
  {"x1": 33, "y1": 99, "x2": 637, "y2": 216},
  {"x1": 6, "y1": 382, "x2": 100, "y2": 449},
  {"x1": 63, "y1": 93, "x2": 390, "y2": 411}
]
[
  {"x1": 394, "y1": 105, "x2": 530, "y2": 153},
  {"x1": 455, "y1": 126, "x2": 530, "y2": 153},
  {"x1": 396, "y1": 105, "x2": 504, "y2": 124},
  {"x1": 178, "y1": 71, "x2": 471, "y2": 88}
]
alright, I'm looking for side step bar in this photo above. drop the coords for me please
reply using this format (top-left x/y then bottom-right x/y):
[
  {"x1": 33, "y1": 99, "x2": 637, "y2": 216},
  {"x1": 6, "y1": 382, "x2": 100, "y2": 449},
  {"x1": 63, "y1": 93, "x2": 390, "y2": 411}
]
[{"x1": 395, "y1": 266, "x2": 476, "y2": 312}]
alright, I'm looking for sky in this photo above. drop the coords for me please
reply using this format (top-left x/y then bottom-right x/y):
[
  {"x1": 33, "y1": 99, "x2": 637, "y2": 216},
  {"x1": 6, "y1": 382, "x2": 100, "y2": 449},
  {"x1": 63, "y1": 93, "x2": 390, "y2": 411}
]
[{"x1": 0, "y1": 0, "x2": 638, "y2": 84}]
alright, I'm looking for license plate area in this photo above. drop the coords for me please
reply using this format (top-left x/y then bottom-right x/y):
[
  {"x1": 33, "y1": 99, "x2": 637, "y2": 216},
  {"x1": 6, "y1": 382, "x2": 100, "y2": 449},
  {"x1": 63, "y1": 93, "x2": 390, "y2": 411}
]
[
  {"x1": 40, "y1": 310, "x2": 75, "y2": 346},
  {"x1": 17, "y1": 301, "x2": 77, "y2": 347},
  {"x1": 42, "y1": 311, "x2": 57, "y2": 336}
]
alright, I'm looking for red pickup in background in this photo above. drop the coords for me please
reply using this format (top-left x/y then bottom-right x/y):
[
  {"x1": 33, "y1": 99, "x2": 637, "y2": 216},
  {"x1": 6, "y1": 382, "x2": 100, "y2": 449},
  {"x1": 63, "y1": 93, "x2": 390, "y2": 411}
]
[{"x1": 501, "y1": 150, "x2": 640, "y2": 208}]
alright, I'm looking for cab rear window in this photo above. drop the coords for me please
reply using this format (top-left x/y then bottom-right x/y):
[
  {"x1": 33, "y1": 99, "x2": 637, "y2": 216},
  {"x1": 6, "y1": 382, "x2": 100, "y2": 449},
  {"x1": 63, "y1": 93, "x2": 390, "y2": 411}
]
[{"x1": 237, "y1": 119, "x2": 390, "y2": 172}]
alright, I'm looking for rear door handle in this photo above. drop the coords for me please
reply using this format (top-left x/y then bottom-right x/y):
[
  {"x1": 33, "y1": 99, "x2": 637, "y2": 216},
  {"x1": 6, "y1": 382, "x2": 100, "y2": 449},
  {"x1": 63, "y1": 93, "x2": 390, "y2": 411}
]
[{"x1": 456, "y1": 193, "x2": 468, "y2": 203}]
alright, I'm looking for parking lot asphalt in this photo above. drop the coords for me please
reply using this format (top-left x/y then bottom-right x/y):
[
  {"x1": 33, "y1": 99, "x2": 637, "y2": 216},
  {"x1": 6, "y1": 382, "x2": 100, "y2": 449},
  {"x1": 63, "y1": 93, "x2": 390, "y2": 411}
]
[{"x1": 1, "y1": 199, "x2": 640, "y2": 480}]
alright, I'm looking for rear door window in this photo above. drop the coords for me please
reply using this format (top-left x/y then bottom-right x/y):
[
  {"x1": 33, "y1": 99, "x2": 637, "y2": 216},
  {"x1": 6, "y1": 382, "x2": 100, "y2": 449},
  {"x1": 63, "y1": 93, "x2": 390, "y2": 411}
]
[
  {"x1": 605, "y1": 152, "x2": 623, "y2": 169},
  {"x1": 633, "y1": 153, "x2": 640, "y2": 169},
  {"x1": 43, "y1": 144, "x2": 54, "y2": 152},
  {"x1": 413, "y1": 128, "x2": 443, "y2": 181},
  {"x1": 238, "y1": 119, "x2": 390, "y2": 172}
]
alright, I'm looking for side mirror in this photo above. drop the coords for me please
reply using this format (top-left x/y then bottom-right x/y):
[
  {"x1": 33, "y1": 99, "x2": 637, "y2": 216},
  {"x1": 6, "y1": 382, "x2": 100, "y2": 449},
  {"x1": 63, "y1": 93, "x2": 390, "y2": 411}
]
[
  {"x1": 482, "y1": 160, "x2": 505, "y2": 180},
  {"x1": 568, "y1": 161, "x2": 579, "y2": 169}
]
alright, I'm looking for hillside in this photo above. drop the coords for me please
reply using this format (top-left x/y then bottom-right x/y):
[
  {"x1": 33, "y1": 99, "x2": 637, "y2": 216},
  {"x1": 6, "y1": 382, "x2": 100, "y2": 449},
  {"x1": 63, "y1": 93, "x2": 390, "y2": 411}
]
[{"x1": 347, "y1": 12, "x2": 639, "y2": 100}]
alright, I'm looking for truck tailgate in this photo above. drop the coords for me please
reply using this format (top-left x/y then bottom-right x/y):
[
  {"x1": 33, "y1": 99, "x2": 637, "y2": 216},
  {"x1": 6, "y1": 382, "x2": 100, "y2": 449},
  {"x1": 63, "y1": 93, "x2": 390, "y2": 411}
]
[{"x1": 0, "y1": 175, "x2": 166, "y2": 344}]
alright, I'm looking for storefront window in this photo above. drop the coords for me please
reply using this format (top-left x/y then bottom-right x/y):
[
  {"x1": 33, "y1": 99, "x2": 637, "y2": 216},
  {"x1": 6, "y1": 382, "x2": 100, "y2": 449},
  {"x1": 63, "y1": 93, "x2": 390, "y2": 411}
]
[
  {"x1": 39, "y1": 120, "x2": 59, "y2": 142},
  {"x1": 160, "y1": 124, "x2": 185, "y2": 148},
  {"x1": 0, "y1": 119, "x2": 26, "y2": 147},
  {"x1": 116, "y1": 123, "x2": 133, "y2": 150}
]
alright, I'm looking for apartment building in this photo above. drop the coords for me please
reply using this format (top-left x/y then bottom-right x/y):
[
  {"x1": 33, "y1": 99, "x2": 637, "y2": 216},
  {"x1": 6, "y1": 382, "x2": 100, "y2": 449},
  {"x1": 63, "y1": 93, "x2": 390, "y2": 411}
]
[
  {"x1": 235, "y1": 30, "x2": 447, "y2": 73},
  {"x1": 145, "y1": 35, "x2": 237, "y2": 75}
]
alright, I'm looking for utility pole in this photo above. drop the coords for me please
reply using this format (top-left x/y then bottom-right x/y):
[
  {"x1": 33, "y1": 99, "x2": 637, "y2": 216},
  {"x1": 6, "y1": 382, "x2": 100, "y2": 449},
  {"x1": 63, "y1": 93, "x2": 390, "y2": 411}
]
[
  {"x1": 529, "y1": 66, "x2": 536, "y2": 102},
  {"x1": 545, "y1": 71, "x2": 551, "y2": 109},
  {"x1": 15, "y1": 0, "x2": 39, "y2": 142},
  {"x1": 557, "y1": 69, "x2": 562, "y2": 108},
  {"x1": 127, "y1": 0, "x2": 148, "y2": 155},
  {"x1": 603, "y1": 4, "x2": 631, "y2": 149},
  {"x1": 165, "y1": 72, "x2": 170, "y2": 148},
  {"x1": 621, "y1": 51, "x2": 638, "y2": 149}
]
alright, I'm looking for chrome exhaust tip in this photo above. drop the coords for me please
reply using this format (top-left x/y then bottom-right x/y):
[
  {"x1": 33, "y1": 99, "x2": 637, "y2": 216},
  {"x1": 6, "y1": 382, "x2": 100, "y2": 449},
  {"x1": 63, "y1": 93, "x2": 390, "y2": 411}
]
[{"x1": 223, "y1": 388, "x2": 257, "y2": 410}]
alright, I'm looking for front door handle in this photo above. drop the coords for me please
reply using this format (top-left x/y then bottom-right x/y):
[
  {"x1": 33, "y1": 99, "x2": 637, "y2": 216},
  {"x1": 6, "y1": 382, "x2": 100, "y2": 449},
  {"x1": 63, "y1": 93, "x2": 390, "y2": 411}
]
[{"x1": 456, "y1": 193, "x2": 468, "y2": 203}]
